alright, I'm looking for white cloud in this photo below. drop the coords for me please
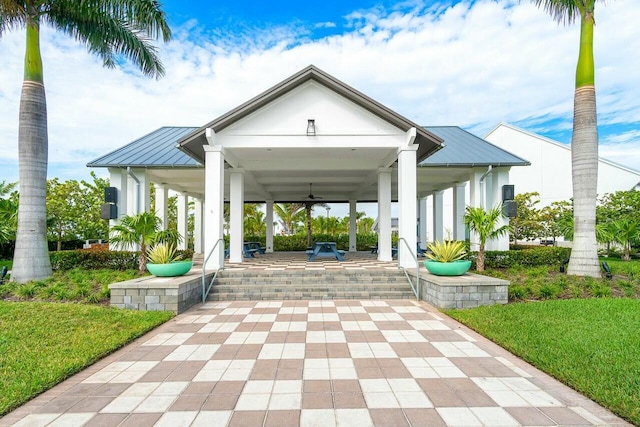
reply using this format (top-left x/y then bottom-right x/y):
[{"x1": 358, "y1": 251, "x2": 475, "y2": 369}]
[{"x1": 0, "y1": 0, "x2": 638, "y2": 185}]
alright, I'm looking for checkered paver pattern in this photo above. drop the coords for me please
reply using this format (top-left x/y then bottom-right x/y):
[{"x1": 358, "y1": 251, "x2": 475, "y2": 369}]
[
  {"x1": 223, "y1": 251, "x2": 400, "y2": 272},
  {"x1": 2, "y1": 300, "x2": 630, "y2": 427}
]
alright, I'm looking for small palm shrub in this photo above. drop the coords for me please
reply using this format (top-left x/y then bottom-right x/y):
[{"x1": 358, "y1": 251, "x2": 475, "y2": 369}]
[
  {"x1": 147, "y1": 243, "x2": 181, "y2": 264},
  {"x1": 426, "y1": 240, "x2": 467, "y2": 263}
]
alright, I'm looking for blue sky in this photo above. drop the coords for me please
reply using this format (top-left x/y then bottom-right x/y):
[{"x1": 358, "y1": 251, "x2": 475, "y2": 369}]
[{"x1": 0, "y1": 0, "x2": 638, "y2": 197}]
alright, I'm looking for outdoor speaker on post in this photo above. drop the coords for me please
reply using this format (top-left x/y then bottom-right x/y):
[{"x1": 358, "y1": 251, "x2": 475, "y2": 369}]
[
  {"x1": 502, "y1": 200, "x2": 517, "y2": 218},
  {"x1": 104, "y1": 187, "x2": 117, "y2": 204},
  {"x1": 502, "y1": 185, "x2": 515, "y2": 201},
  {"x1": 101, "y1": 203, "x2": 117, "y2": 220}
]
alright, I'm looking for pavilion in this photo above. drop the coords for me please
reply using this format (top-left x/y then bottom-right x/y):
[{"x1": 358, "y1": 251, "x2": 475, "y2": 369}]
[{"x1": 88, "y1": 65, "x2": 529, "y2": 270}]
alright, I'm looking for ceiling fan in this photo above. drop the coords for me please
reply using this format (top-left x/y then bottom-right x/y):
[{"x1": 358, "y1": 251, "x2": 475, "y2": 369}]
[{"x1": 304, "y1": 183, "x2": 322, "y2": 200}]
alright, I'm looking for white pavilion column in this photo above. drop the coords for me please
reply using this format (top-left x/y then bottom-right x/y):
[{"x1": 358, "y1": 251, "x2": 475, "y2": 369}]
[
  {"x1": 177, "y1": 192, "x2": 188, "y2": 250},
  {"x1": 377, "y1": 168, "x2": 392, "y2": 261},
  {"x1": 193, "y1": 198, "x2": 203, "y2": 254},
  {"x1": 126, "y1": 175, "x2": 136, "y2": 216},
  {"x1": 154, "y1": 184, "x2": 169, "y2": 229},
  {"x1": 453, "y1": 182, "x2": 466, "y2": 241},
  {"x1": 204, "y1": 146, "x2": 225, "y2": 270},
  {"x1": 418, "y1": 196, "x2": 427, "y2": 248},
  {"x1": 229, "y1": 169, "x2": 245, "y2": 263},
  {"x1": 349, "y1": 200, "x2": 357, "y2": 252},
  {"x1": 266, "y1": 200, "x2": 274, "y2": 253},
  {"x1": 469, "y1": 168, "x2": 485, "y2": 251},
  {"x1": 131, "y1": 168, "x2": 150, "y2": 214},
  {"x1": 432, "y1": 190, "x2": 444, "y2": 243},
  {"x1": 488, "y1": 167, "x2": 511, "y2": 251},
  {"x1": 108, "y1": 168, "x2": 128, "y2": 250},
  {"x1": 397, "y1": 147, "x2": 417, "y2": 268}
]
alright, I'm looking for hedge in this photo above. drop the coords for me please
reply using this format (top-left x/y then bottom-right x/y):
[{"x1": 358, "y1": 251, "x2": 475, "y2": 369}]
[
  {"x1": 49, "y1": 249, "x2": 195, "y2": 271},
  {"x1": 468, "y1": 246, "x2": 571, "y2": 269},
  {"x1": 243, "y1": 233, "x2": 379, "y2": 252}
]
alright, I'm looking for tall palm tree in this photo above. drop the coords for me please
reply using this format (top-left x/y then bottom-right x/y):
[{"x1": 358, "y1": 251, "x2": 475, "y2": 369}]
[
  {"x1": 531, "y1": 0, "x2": 604, "y2": 277},
  {"x1": 2, "y1": 0, "x2": 171, "y2": 283},
  {"x1": 464, "y1": 206, "x2": 510, "y2": 272}
]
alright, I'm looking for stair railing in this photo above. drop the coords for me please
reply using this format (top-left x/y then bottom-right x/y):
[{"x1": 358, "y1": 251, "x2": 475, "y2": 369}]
[
  {"x1": 397, "y1": 238, "x2": 420, "y2": 300},
  {"x1": 202, "y1": 238, "x2": 225, "y2": 303}
]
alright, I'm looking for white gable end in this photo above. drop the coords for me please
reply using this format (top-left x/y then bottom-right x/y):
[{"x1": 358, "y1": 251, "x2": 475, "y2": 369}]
[{"x1": 221, "y1": 81, "x2": 404, "y2": 137}]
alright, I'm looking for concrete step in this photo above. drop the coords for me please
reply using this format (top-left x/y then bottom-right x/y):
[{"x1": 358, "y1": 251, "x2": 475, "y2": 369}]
[
  {"x1": 206, "y1": 269, "x2": 416, "y2": 301},
  {"x1": 207, "y1": 291, "x2": 416, "y2": 301}
]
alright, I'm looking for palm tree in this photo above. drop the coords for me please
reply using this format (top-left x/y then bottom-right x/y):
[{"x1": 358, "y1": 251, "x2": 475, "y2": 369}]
[
  {"x1": 464, "y1": 206, "x2": 510, "y2": 272},
  {"x1": 109, "y1": 212, "x2": 181, "y2": 273},
  {"x1": 2, "y1": 1, "x2": 171, "y2": 283},
  {"x1": 531, "y1": 0, "x2": 604, "y2": 277},
  {"x1": 611, "y1": 219, "x2": 639, "y2": 261},
  {"x1": 274, "y1": 203, "x2": 305, "y2": 235}
]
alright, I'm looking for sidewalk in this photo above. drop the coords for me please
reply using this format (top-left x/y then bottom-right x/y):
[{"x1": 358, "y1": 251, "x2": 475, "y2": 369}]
[{"x1": 1, "y1": 299, "x2": 630, "y2": 426}]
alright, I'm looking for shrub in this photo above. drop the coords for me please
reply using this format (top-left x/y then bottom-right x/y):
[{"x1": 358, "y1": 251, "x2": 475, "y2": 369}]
[
  {"x1": 50, "y1": 250, "x2": 138, "y2": 271},
  {"x1": 469, "y1": 247, "x2": 571, "y2": 269}
]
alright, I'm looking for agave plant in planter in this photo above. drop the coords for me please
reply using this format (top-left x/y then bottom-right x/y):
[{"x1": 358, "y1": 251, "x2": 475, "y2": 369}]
[
  {"x1": 146, "y1": 243, "x2": 193, "y2": 277},
  {"x1": 424, "y1": 240, "x2": 471, "y2": 276}
]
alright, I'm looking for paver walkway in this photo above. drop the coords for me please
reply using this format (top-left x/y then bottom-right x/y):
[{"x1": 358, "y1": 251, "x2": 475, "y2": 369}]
[{"x1": 1, "y1": 299, "x2": 630, "y2": 426}]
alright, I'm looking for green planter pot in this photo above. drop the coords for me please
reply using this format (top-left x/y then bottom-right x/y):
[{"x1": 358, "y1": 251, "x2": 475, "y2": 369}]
[
  {"x1": 146, "y1": 261, "x2": 193, "y2": 277},
  {"x1": 424, "y1": 259, "x2": 471, "y2": 276}
]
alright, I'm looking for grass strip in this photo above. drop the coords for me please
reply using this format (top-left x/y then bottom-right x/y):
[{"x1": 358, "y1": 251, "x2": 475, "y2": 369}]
[
  {"x1": 446, "y1": 299, "x2": 640, "y2": 425},
  {"x1": 0, "y1": 302, "x2": 173, "y2": 415}
]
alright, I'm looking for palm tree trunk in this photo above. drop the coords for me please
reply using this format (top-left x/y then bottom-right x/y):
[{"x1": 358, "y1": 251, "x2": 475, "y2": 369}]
[
  {"x1": 12, "y1": 20, "x2": 52, "y2": 283},
  {"x1": 567, "y1": 9, "x2": 600, "y2": 277},
  {"x1": 477, "y1": 243, "x2": 485, "y2": 272},
  {"x1": 306, "y1": 204, "x2": 313, "y2": 247}
]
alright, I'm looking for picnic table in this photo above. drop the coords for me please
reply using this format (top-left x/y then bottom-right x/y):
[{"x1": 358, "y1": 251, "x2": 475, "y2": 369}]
[
  {"x1": 306, "y1": 242, "x2": 345, "y2": 261},
  {"x1": 245, "y1": 241, "x2": 266, "y2": 254}
]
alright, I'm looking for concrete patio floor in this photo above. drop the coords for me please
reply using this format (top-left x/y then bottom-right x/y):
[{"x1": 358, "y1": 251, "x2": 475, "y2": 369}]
[{"x1": 2, "y1": 298, "x2": 631, "y2": 426}]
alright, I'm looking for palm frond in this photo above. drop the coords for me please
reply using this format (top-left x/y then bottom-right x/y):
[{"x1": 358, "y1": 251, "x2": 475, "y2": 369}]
[{"x1": 45, "y1": 0, "x2": 171, "y2": 78}]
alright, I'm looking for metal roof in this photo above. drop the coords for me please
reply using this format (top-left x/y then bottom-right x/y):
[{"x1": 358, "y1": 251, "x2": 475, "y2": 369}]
[
  {"x1": 87, "y1": 127, "x2": 201, "y2": 168},
  {"x1": 419, "y1": 126, "x2": 530, "y2": 167}
]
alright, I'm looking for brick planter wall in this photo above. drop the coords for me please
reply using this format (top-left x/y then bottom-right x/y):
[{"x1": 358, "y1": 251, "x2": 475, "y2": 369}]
[
  {"x1": 408, "y1": 270, "x2": 509, "y2": 309},
  {"x1": 109, "y1": 272, "x2": 215, "y2": 314}
]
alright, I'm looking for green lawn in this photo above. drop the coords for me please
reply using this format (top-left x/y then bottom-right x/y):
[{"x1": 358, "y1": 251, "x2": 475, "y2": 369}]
[
  {"x1": 446, "y1": 299, "x2": 640, "y2": 425},
  {"x1": 0, "y1": 302, "x2": 173, "y2": 415}
]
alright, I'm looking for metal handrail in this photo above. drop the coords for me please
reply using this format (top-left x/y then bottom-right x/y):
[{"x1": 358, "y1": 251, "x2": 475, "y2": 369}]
[
  {"x1": 202, "y1": 238, "x2": 225, "y2": 303},
  {"x1": 397, "y1": 237, "x2": 420, "y2": 300}
]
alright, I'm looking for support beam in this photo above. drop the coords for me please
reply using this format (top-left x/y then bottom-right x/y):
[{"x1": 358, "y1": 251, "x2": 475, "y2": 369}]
[
  {"x1": 377, "y1": 168, "x2": 392, "y2": 262},
  {"x1": 432, "y1": 190, "x2": 444, "y2": 243},
  {"x1": 154, "y1": 184, "x2": 168, "y2": 229},
  {"x1": 176, "y1": 192, "x2": 188, "y2": 250},
  {"x1": 469, "y1": 168, "x2": 486, "y2": 252},
  {"x1": 418, "y1": 197, "x2": 427, "y2": 248},
  {"x1": 397, "y1": 147, "x2": 417, "y2": 268},
  {"x1": 108, "y1": 168, "x2": 128, "y2": 250},
  {"x1": 229, "y1": 170, "x2": 245, "y2": 263},
  {"x1": 193, "y1": 198, "x2": 203, "y2": 254},
  {"x1": 203, "y1": 146, "x2": 225, "y2": 270},
  {"x1": 266, "y1": 200, "x2": 274, "y2": 253},
  {"x1": 349, "y1": 200, "x2": 357, "y2": 252},
  {"x1": 453, "y1": 183, "x2": 466, "y2": 241},
  {"x1": 488, "y1": 167, "x2": 511, "y2": 251}
]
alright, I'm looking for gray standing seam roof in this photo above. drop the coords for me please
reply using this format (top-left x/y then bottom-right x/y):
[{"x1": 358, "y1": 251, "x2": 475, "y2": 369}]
[
  {"x1": 420, "y1": 126, "x2": 530, "y2": 167},
  {"x1": 86, "y1": 127, "x2": 201, "y2": 168},
  {"x1": 87, "y1": 125, "x2": 530, "y2": 169}
]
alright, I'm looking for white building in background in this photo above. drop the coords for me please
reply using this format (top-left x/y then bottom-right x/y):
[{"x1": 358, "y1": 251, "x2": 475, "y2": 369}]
[
  {"x1": 423, "y1": 123, "x2": 640, "y2": 245},
  {"x1": 484, "y1": 123, "x2": 640, "y2": 206}
]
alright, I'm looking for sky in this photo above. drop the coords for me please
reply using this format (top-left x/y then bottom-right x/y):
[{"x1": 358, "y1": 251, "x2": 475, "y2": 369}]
[{"x1": 0, "y1": 0, "x2": 639, "y2": 216}]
